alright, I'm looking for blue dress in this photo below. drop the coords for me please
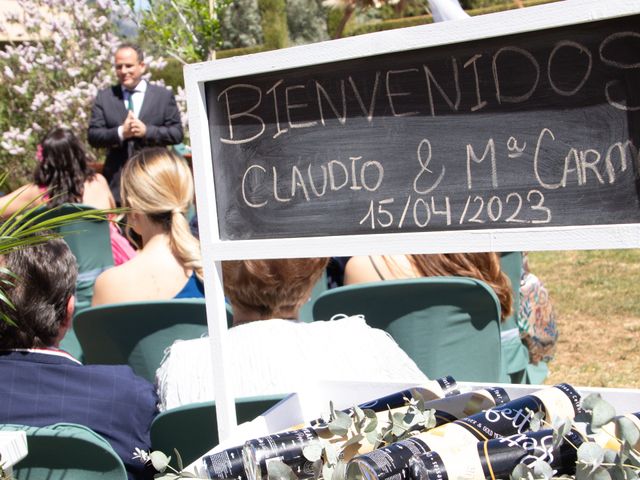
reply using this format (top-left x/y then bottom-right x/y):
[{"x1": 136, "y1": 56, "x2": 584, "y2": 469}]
[{"x1": 173, "y1": 273, "x2": 205, "y2": 299}]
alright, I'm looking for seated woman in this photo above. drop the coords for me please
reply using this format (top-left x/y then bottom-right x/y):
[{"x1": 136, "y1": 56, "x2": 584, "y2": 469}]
[
  {"x1": 344, "y1": 253, "x2": 513, "y2": 321},
  {"x1": 91, "y1": 147, "x2": 204, "y2": 305},
  {"x1": 0, "y1": 127, "x2": 135, "y2": 265},
  {"x1": 156, "y1": 258, "x2": 428, "y2": 411}
]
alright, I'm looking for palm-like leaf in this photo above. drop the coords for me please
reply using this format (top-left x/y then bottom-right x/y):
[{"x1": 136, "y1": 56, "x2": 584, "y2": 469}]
[{"x1": 0, "y1": 174, "x2": 123, "y2": 325}]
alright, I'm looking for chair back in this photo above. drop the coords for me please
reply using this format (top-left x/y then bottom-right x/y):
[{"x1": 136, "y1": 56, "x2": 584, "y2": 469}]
[
  {"x1": 150, "y1": 395, "x2": 285, "y2": 467},
  {"x1": 0, "y1": 423, "x2": 127, "y2": 479},
  {"x1": 74, "y1": 299, "x2": 208, "y2": 382},
  {"x1": 20, "y1": 203, "x2": 114, "y2": 361},
  {"x1": 35, "y1": 203, "x2": 114, "y2": 312},
  {"x1": 312, "y1": 277, "x2": 503, "y2": 382},
  {"x1": 298, "y1": 270, "x2": 329, "y2": 322}
]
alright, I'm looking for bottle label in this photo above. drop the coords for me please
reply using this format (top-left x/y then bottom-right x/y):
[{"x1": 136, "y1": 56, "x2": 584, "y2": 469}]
[
  {"x1": 346, "y1": 437, "x2": 431, "y2": 480},
  {"x1": 409, "y1": 429, "x2": 581, "y2": 480},
  {"x1": 436, "y1": 376, "x2": 460, "y2": 397},
  {"x1": 453, "y1": 384, "x2": 582, "y2": 442},
  {"x1": 409, "y1": 451, "x2": 449, "y2": 480},
  {"x1": 244, "y1": 428, "x2": 320, "y2": 480},
  {"x1": 479, "y1": 429, "x2": 582, "y2": 479},
  {"x1": 203, "y1": 446, "x2": 246, "y2": 480}
]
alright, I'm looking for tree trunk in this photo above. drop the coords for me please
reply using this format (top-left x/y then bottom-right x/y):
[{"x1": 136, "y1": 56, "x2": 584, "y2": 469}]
[{"x1": 333, "y1": 3, "x2": 355, "y2": 39}]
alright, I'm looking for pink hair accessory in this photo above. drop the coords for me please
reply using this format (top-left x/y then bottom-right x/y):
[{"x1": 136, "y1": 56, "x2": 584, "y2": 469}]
[{"x1": 36, "y1": 144, "x2": 43, "y2": 162}]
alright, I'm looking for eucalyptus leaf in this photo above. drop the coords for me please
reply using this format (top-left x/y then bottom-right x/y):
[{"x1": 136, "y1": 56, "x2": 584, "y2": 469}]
[
  {"x1": 174, "y1": 448, "x2": 184, "y2": 471},
  {"x1": 511, "y1": 463, "x2": 533, "y2": 480},
  {"x1": 179, "y1": 472, "x2": 197, "y2": 478},
  {"x1": 529, "y1": 412, "x2": 545, "y2": 432},
  {"x1": 333, "y1": 460, "x2": 347, "y2": 480},
  {"x1": 617, "y1": 417, "x2": 640, "y2": 446},
  {"x1": 324, "y1": 442, "x2": 339, "y2": 465},
  {"x1": 578, "y1": 442, "x2": 606, "y2": 467},
  {"x1": 624, "y1": 466, "x2": 639, "y2": 480},
  {"x1": 354, "y1": 406, "x2": 365, "y2": 424},
  {"x1": 591, "y1": 400, "x2": 617, "y2": 430},
  {"x1": 150, "y1": 451, "x2": 171, "y2": 473},
  {"x1": 266, "y1": 459, "x2": 298, "y2": 480},
  {"x1": 302, "y1": 444, "x2": 323, "y2": 462},
  {"x1": 343, "y1": 433, "x2": 365, "y2": 449},
  {"x1": 590, "y1": 467, "x2": 612, "y2": 480},
  {"x1": 328, "y1": 410, "x2": 352, "y2": 436},
  {"x1": 365, "y1": 430, "x2": 379, "y2": 446},
  {"x1": 363, "y1": 415, "x2": 378, "y2": 433},
  {"x1": 322, "y1": 462, "x2": 334, "y2": 480},
  {"x1": 582, "y1": 394, "x2": 604, "y2": 412},
  {"x1": 532, "y1": 459, "x2": 555, "y2": 479},
  {"x1": 602, "y1": 449, "x2": 618, "y2": 465},
  {"x1": 609, "y1": 465, "x2": 627, "y2": 480}
]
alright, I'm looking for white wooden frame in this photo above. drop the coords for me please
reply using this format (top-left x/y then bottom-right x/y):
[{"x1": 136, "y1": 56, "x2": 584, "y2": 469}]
[{"x1": 184, "y1": 0, "x2": 640, "y2": 440}]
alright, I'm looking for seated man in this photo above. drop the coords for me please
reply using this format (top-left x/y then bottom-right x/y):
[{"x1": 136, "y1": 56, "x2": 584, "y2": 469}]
[
  {"x1": 157, "y1": 258, "x2": 428, "y2": 411},
  {"x1": 0, "y1": 238, "x2": 157, "y2": 479}
]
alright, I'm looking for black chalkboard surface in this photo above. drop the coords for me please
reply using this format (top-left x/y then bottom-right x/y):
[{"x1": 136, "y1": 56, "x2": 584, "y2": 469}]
[{"x1": 205, "y1": 14, "x2": 640, "y2": 241}]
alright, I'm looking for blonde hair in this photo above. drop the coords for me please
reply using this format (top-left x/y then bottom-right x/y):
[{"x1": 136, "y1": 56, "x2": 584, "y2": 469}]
[{"x1": 121, "y1": 147, "x2": 203, "y2": 280}]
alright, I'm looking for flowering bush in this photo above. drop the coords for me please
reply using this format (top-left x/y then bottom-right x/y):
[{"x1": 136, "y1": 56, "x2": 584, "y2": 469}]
[{"x1": 0, "y1": 0, "x2": 173, "y2": 190}]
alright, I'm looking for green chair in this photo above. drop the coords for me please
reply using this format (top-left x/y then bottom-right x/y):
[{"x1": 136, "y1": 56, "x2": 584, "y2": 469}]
[
  {"x1": 312, "y1": 277, "x2": 503, "y2": 382},
  {"x1": 74, "y1": 299, "x2": 208, "y2": 382},
  {"x1": 0, "y1": 423, "x2": 127, "y2": 479},
  {"x1": 150, "y1": 394, "x2": 285, "y2": 468},
  {"x1": 20, "y1": 203, "x2": 115, "y2": 361},
  {"x1": 298, "y1": 270, "x2": 328, "y2": 322},
  {"x1": 499, "y1": 252, "x2": 548, "y2": 384}
]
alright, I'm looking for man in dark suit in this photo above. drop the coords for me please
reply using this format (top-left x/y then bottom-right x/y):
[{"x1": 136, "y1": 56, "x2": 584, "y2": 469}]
[
  {"x1": 0, "y1": 238, "x2": 157, "y2": 479},
  {"x1": 88, "y1": 43, "x2": 183, "y2": 203}
]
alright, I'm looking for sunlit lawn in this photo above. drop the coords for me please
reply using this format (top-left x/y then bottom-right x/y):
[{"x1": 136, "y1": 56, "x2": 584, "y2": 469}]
[{"x1": 529, "y1": 249, "x2": 640, "y2": 389}]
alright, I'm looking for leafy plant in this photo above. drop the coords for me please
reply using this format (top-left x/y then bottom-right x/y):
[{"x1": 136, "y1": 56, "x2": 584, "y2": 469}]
[
  {"x1": 510, "y1": 394, "x2": 640, "y2": 480},
  {"x1": 0, "y1": 183, "x2": 121, "y2": 324},
  {"x1": 125, "y1": 0, "x2": 232, "y2": 64}
]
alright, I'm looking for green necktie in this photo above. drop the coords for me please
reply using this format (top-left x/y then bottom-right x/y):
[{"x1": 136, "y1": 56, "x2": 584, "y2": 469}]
[{"x1": 126, "y1": 90, "x2": 135, "y2": 112}]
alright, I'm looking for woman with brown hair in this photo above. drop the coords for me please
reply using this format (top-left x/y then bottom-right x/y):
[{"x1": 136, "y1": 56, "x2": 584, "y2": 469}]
[
  {"x1": 344, "y1": 253, "x2": 513, "y2": 321},
  {"x1": 156, "y1": 257, "x2": 428, "y2": 410}
]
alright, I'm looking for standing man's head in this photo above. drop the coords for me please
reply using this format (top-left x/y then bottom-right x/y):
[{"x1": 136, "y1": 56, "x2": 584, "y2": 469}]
[
  {"x1": 114, "y1": 43, "x2": 146, "y2": 90},
  {"x1": 0, "y1": 239, "x2": 78, "y2": 349}
]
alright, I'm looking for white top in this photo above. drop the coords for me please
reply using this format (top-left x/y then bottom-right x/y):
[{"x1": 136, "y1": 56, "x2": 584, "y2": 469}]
[{"x1": 156, "y1": 315, "x2": 429, "y2": 411}]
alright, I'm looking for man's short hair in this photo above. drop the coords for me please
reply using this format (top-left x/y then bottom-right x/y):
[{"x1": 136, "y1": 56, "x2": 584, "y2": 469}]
[
  {"x1": 115, "y1": 42, "x2": 145, "y2": 63},
  {"x1": 0, "y1": 238, "x2": 77, "y2": 349}
]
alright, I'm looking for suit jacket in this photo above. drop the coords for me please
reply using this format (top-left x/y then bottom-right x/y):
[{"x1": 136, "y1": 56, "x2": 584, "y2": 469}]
[
  {"x1": 0, "y1": 350, "x2": 158, "y2": 479},
  {"x1": 88, "y1": 82, "x2": 184, "y2": 201}
]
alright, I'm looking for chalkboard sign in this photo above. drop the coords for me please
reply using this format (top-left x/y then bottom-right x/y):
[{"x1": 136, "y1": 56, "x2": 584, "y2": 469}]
[
  {"x1": 185, "y1": 0, "x2": 640, "y2": 442},
  {"x1": 203, "y1": 13, "x2": 640, "y2": 243}
]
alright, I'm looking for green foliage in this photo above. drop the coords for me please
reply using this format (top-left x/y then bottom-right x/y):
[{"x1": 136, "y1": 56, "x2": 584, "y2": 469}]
[
  {"x1": 0, "y1": 0, "x2": 127, "y2": 190},
  {"x1": 326, "y1": 7, "x2": 352, "y2": 39},
  {"x1": 287, "y1": 0, "x2": 330, "y2": 46},
  {"x1": 345, "y1": 0, "x2": 559, "y2": 37},
  {"x1": 150, "y1": 59, "x2": 185, "y2": 90},
  {"x1": 127, "y1": 0, "x2": 232, "y2": 63},
  {"x1": 217, "y1": 45, "x2": 271, "y2": 59},
  {"x1": 0, "y1": 177, "x2": 121, "y2": 325},
  {"x1": 220, "y1": 0, "x2": 264, "y2": 49},
  {"x1": 258, "y1": 0, "x2": 289, "y2": 49}
]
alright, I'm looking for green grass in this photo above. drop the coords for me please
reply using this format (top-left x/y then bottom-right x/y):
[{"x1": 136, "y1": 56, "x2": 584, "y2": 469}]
[{"x1": 528, "y1": 249, "x2": 640, "y2": 389}]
